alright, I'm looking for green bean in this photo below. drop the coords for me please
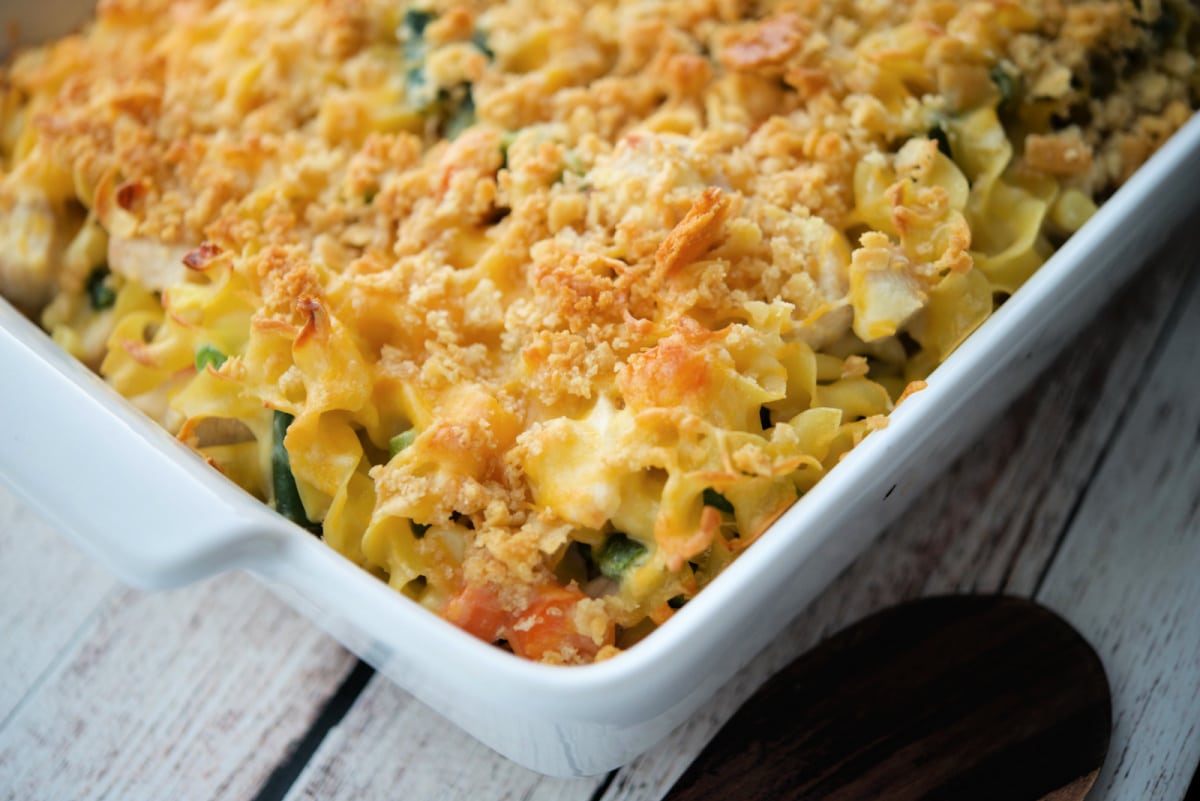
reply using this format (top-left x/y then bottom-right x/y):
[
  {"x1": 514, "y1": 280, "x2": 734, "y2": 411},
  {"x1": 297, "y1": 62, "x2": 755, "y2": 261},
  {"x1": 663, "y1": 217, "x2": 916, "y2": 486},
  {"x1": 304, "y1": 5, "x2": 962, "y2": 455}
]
[
  {"x1": 596, "y1": 533, "x2": 647, "y2": 579},
  {"x1": 389, "y1": 428, "x2": 417, "y2": 458},
  {"x1": 194, "y1": 344, "x2": 227, "y2": 372},
  {"x1": 85, "y1": 266, "x2": 116, "y2": 311},
  {"x1": 702, "y1": 488, "x2": 735, "y2": 515},
  {"x1": 272, "y1": 411, "x2": 321, "y2": 535}
]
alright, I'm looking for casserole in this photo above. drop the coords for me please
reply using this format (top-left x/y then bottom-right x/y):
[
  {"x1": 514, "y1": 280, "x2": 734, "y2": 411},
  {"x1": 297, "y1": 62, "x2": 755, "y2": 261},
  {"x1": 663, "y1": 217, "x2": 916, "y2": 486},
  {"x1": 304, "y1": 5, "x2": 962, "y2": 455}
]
[{"x1": 2, "y1": 0, "x2": 1199, "y2": 775}]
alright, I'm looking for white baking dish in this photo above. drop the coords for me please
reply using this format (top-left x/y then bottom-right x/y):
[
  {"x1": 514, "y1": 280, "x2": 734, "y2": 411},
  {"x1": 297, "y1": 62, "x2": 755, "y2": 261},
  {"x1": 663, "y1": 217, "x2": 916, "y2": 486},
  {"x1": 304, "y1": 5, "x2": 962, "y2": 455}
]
[{"x1": 2, "y1": 1, "x2": 1199, "y2": 777}]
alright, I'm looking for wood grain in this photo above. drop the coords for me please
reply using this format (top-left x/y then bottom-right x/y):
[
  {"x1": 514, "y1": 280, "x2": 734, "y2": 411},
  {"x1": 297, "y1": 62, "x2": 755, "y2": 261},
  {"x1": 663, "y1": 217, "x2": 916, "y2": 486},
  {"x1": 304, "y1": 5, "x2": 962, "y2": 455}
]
[
  {"x1": 280, "y1": 676, "x2": 600, "y2": 801},
  {"x1": 1036, "y1": 263, "x2": 1200, "y2": 801},
  {"x1": 0, "y1": 482, "x2": 117, "y2": 724},
  {"x1": 664, "y1": 597, "x2": 1111, "y2": 801},
  {"x1": 0, "y1": 568, "x2": 358, "y2": 801}
]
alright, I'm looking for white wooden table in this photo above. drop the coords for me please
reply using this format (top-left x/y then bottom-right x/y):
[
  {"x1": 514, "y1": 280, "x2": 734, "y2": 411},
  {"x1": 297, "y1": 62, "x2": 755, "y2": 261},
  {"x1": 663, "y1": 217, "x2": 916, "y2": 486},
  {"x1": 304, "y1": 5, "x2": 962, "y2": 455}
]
[{"x1": 1, "y1": 215, "x2": 1198, "y2": 801}]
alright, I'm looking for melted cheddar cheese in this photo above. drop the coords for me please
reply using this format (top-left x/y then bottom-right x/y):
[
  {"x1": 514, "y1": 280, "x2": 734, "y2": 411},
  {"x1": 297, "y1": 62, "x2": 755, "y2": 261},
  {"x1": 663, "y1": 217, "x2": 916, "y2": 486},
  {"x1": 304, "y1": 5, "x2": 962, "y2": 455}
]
[{"x1": 1, "y1": 0, "x2": 1195, "y2": 663}]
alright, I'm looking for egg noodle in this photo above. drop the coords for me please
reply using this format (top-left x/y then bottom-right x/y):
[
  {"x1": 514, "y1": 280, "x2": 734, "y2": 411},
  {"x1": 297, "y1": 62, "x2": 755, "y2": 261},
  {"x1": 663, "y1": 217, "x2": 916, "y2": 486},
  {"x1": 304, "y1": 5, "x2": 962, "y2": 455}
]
[{"x1": 0, "y1": 0, "x2": 1194, "y2": 663}]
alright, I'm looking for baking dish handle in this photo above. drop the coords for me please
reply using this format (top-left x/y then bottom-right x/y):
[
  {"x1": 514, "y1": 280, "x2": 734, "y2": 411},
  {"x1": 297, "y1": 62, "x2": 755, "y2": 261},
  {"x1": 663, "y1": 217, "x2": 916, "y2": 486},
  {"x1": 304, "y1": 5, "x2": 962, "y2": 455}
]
[{"x1": 0, "y1": 302, "x2": 287, "y2": 589}]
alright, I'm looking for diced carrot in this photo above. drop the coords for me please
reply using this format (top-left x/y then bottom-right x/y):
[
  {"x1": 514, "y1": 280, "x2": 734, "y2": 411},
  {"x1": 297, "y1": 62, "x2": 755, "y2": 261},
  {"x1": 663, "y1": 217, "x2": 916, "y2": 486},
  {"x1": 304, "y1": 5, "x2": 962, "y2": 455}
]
[
  {"x1": 443, "y1": 583, "x2": 507, "y2": 645},
  {"x1": 443, "y1": 582, "x2": 614, "y2": 662},
  {"x1": 508, "y1": 585, "x2": 613, "y2": 662}
]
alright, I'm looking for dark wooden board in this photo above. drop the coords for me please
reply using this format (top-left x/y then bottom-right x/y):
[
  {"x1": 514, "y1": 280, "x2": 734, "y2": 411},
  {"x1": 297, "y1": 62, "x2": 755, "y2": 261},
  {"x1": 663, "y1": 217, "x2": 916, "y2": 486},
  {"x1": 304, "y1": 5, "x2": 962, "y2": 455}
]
[{"x1": 665, "y1": 596, "x2": 1111, "y2": 801}]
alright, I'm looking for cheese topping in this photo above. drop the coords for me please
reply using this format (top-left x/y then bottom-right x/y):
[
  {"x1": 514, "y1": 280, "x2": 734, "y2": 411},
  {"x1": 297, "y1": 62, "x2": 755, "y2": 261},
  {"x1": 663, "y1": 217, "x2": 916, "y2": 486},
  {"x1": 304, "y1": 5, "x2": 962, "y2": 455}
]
[{"x1": 1, "y1": 0, "x2": 1195, "y2": 663}]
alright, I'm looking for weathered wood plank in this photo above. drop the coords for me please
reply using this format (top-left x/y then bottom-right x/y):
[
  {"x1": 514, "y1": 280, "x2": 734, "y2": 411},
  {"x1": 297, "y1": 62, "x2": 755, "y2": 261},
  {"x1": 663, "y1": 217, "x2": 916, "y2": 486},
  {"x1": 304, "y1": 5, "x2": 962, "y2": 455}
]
[
  {"x1": 0, "y1": 571, "x2": 358, "y2": 801},
  {"x1": 269, "y1": 223, "x2": 1196, "y2": 800},
  {"x1": 890, "y1": 218, "x2": 1200, "y2": 600},
  {"x1": 0, "y1": 482, "x2": 117, "y2": 724},
  {"x1": 1037, "y1": 266, "x2": 1200, "y2": 801},
  {"x1": 281, "y1": 675, "x2": 602, "y2": 801}
]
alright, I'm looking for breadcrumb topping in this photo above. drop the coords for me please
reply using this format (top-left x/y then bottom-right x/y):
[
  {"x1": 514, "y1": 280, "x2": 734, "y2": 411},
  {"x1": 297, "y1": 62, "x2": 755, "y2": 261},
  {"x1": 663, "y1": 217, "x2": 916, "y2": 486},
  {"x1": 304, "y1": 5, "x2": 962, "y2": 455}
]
[{"x1": 2, "y1": 0, "x2": 1194, "y2": 663}]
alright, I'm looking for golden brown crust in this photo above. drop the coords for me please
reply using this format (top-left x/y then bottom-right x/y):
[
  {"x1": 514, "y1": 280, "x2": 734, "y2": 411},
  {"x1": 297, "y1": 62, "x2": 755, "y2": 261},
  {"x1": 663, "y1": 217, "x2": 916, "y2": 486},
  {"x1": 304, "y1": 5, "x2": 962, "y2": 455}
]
[
  {"x1": 719, "y1": 14, "x2": 809, "y2": 73},
  {"x1": 2, "y1": 0, "x2": 1194, "y2": 664},
  {"x1": 654, "y1": 187, "x2": 734, "y2": 282}
]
